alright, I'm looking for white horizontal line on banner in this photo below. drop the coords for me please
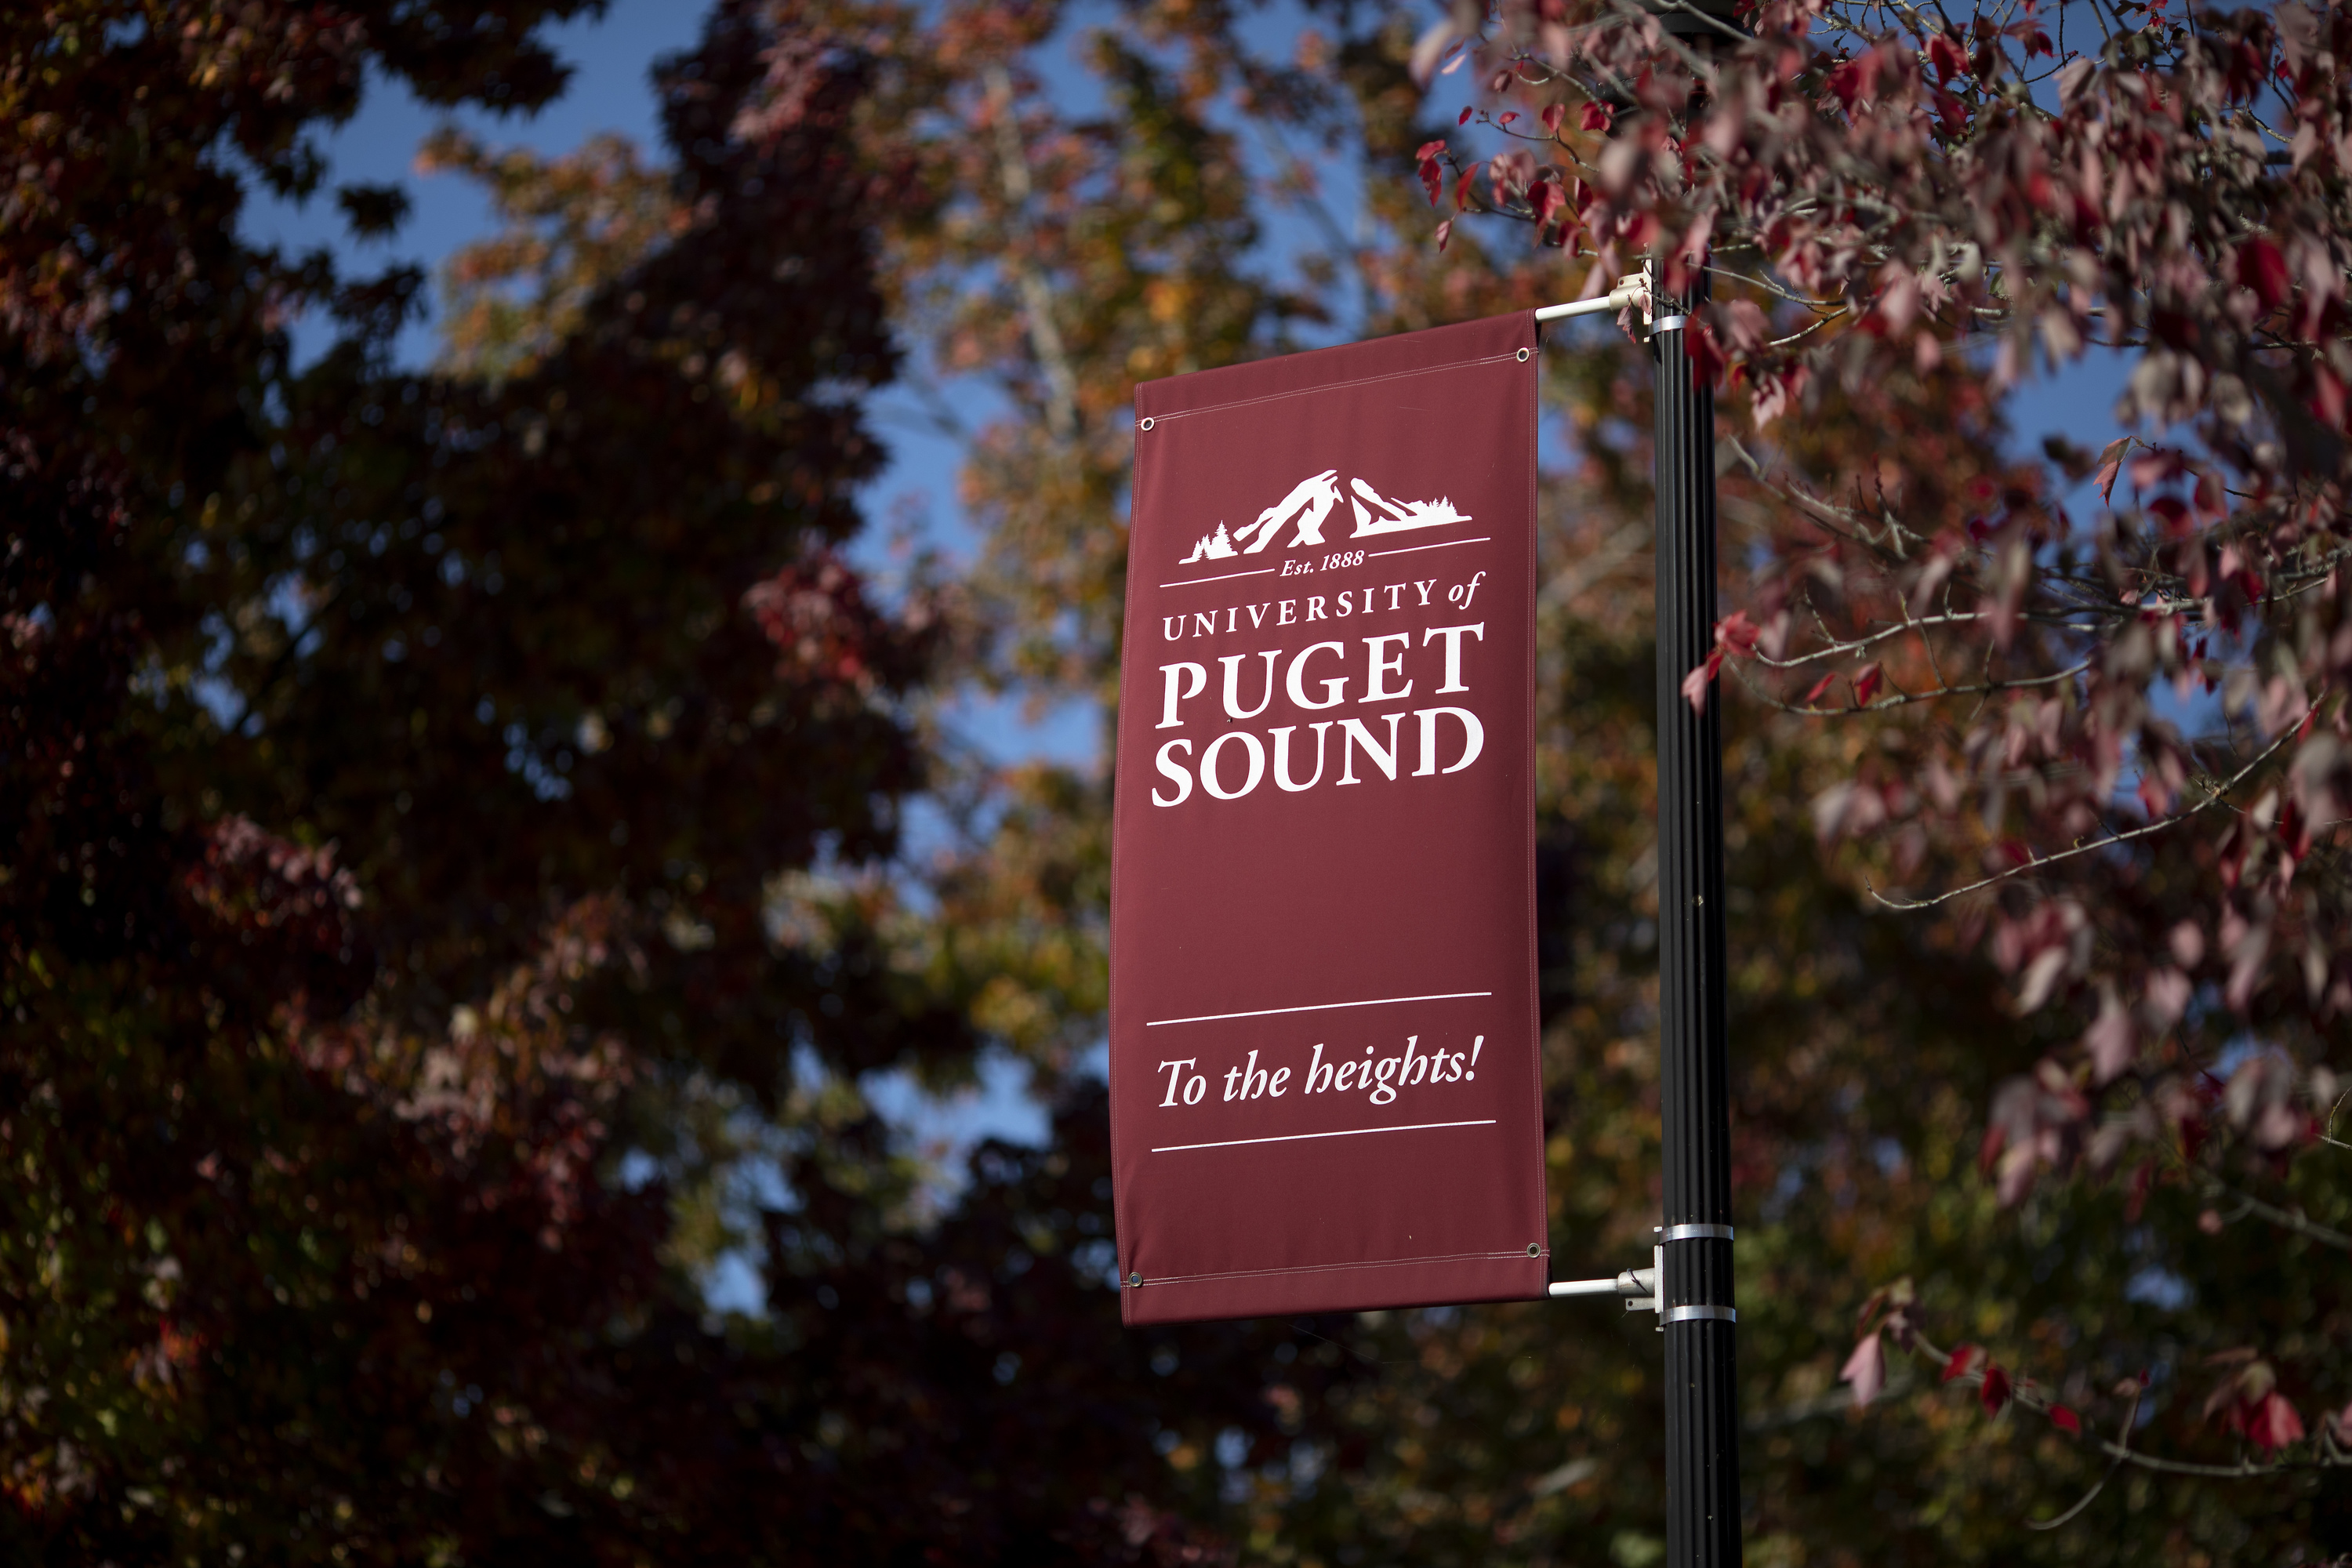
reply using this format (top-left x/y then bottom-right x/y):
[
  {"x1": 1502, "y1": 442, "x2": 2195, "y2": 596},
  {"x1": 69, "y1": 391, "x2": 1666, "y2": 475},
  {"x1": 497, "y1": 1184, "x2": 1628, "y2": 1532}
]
[
  {"x1": 1145, "y1": 990, "x2": 1491, "y2": 1026},
  {"x1": 1160, "y1": 567, "x2": 1279, "y2": 588},
  {"x1": 1366, "y1": 535, "x2": 1492, "y2": 560},
  {"x1": 1152, "y1": 1119, "x2": 1497, "y2": 1154}
]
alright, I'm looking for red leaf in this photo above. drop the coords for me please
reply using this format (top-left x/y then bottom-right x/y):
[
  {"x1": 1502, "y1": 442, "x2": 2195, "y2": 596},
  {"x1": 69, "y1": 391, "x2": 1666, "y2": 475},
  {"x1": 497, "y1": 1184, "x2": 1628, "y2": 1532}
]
[
  {"x1": 1713, "y1": 608, "x2": 1762, "y2": 656},
  {"x1": 1420, "y1": 158, "x2": 1444, "y2": 206},
  {"x1": 1497, "y1": 111, "x2": 1518, "y2": 125},
  {"x1": 1433, "y1": 219, "x2": 1454, "y2": 253},
  {"x1": 2051, "y1": 1404, "x2": 2082, "y2": 1436},
  {"x1": 1850, "y1": 662, "x2": 1883, "y2": 706},
  {"x1": 1980, "y1": 1364, "x2": 2013, "y2": 1416},
  {"x1": 1458, "y1": 105, "x2": 1474, "y2": 126},
  {"x1": 1541, "y1": 103, "x2": 1565, "y2": 132},
  {"x1": 2237, "y1": 238, "x2": 2290, "y2": 312},
  {"x1": 1839, "y1": 1332, "x2": 1886, "y2": 1408},
  {"x1": 1414, "y1": 139, "x2": 1450, "y2": 162},
  {"x1": 1580, "y1": 101, "x2": 1613, "y2": 132},
  {"x1": 1927, "y1": 31, "x2": 1967, "y2": 81},
  {"x1": 2248, "y1": 1391, "x2": 2305, "y2": 1453},
  {"x1": 1530, "y1": 179, "x2": 1567, "y2": 230},
  {"x1": 1802, "y1": 672, "x2": 1837, "y2": 705},
  {"x1": 2314, "y1": 365, "x2": 2347, "y2": 430},
  {"x1": 1942, "y1": 1344, "x2": 1981, "y2": 1384}
]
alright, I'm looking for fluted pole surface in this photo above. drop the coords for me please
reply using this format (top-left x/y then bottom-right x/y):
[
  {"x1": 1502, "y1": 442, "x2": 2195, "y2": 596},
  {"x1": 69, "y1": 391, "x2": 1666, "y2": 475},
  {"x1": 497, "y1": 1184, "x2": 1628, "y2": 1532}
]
[{"x1": 1651, "y1": 274, "x2": 1743, "y2": 1568}]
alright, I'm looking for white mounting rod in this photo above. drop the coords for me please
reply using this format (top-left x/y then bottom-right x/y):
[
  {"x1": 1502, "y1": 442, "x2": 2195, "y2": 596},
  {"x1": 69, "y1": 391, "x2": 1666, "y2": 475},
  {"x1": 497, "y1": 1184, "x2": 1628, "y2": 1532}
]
[
  {"x1": 1547, "y1": 1266, "x2": 1659, "y2": 1301},
  {"x1": 1533, "y1": 276, "x2": 1647, "y2": 325}
]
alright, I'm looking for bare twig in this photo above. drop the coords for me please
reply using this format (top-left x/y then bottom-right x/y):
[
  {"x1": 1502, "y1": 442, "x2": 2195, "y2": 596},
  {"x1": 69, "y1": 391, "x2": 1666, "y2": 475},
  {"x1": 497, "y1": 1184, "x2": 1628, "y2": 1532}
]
[
  {"x1": 2027, "y1": 1386, "x2": 2135, "y2": 1530},
  {"x1": 1541, "y1": 521, "x2": 1652, "y2": 608},
  {"x1": 1726, "y1": 651, "x2": 2093, "y2": 715},
  {"x1": 2185, "y1": 1166, "x2": 2352, "y2": 1252},
  {"x1": 2323, "y1": 1087, "x2": 2352, "y2": 1152}
]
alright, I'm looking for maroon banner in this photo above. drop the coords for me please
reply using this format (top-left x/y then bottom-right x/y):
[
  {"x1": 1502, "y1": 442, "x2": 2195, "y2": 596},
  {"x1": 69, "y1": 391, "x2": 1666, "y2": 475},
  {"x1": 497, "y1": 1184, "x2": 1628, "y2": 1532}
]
[{"x1": 1109, "y1": 313, "x2": 1546, "y2": 1325}]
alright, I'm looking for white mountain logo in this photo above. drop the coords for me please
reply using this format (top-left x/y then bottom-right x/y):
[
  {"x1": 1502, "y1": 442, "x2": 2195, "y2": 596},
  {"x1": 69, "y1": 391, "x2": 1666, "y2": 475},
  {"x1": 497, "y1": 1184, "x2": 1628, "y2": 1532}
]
[{"x1": 1179, "y1": 470, "x2": 1471, "y2": 564}]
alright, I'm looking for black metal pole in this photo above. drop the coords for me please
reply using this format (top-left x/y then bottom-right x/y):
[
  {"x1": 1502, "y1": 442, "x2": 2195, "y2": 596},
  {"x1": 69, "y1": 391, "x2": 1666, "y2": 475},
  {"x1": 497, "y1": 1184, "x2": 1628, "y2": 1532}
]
[{"x1": 1651, "y1": 273, "x2": 1742, "y2": 1567}]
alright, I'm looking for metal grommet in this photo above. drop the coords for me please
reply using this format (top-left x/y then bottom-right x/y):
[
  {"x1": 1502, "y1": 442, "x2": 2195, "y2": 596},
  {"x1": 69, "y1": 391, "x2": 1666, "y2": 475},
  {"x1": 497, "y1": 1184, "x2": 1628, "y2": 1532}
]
[
  {"x1": 1526, "y1": 1243, "x2": 1541, "y2": 1258},
  {"x1": 1138, "y1": 416, "x2": 1155, "y2": 431},
  {"x1": 1127, "y1": 1272, "x2": 1142, "y2": 1287},
  {"x1": 1516, "y1": 347, "x2": 1530, "y2": 361}
]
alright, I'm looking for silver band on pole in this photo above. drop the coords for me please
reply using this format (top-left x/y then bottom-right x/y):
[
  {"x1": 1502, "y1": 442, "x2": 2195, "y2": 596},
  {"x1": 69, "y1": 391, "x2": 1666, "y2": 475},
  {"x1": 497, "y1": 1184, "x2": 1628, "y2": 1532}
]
[
  {"x1": 1664, "y1": 1305, "x2": 1737, "y2": 1325},
  {"x1": 1651, "y1": 314, "x2": 1692, "y2": 333},
  {"x1": 1662, "y1": 1222, "x2": 1733, "y2": 1242}
]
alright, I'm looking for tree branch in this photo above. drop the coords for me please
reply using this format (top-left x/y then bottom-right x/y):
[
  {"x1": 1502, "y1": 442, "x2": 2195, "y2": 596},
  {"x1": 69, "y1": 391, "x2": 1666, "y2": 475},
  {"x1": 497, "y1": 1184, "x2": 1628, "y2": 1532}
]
[
  {"x1": 1866, "y1": 722, "x2": 2301, "y2": 910},
  {"x1": 982, "y1": 64, "x2": 1080, "y2": 449},
  {"x1": 1907, "y1": 1329, "x2": 2350, "y2": 1480}
]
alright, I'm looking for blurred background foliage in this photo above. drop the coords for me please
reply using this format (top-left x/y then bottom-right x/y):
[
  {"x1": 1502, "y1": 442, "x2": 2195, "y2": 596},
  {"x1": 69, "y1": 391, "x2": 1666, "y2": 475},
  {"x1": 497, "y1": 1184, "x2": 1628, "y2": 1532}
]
[{"x1": 2, "y1": 0, "x2": 2342, "y2": 1563}]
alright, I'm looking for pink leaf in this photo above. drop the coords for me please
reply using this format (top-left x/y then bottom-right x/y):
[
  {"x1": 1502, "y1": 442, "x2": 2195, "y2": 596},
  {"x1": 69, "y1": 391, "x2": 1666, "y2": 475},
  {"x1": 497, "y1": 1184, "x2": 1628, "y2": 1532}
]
[
  {"x1": 1581, "y1": 101, "x2": 1613, "y2": 132},
  {"x1": 2083, "y1": 989, "x2": 2136, "y2": 1084},
  {"x1": 1414, "y1": 139, "x2": 1449, "y2": 162},
  {"x1": 1682, "y1": 650, "x2": 1725, "y2": 713},
  {"x1": 1802, "y1": 672, "x2": 1837, "y2": 706},
  {"x1": 2248, "y1": 1391, "x2": 2305, "y2": 1453},
  {"x1": 2092, "y1": 437, "x2": 2129, "y2": 503},
  {"x1": 1541, "y1": 103, "x2": 1565, "y2": 132},
  {"x1": 1433, "y1": 219, "x2": 1454, "y2": 253},
  {"x1": 1840, "y1": 1332, "x2": 1886, "y2": 1407}
]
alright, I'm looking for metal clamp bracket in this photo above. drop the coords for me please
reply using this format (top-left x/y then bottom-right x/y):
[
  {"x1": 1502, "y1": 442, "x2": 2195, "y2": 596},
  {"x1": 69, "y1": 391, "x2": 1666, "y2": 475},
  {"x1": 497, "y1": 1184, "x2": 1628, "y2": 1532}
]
[{"x1": 1549, "y1": 1221, "x2": 1738, "y2": 1332}]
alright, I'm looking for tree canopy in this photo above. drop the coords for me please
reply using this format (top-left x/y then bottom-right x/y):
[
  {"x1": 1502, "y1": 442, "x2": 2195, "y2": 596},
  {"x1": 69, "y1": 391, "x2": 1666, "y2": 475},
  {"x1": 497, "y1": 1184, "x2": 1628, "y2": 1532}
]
[{"x1": 3, "y1": 0, "x2": 2346, "y2": 1563}]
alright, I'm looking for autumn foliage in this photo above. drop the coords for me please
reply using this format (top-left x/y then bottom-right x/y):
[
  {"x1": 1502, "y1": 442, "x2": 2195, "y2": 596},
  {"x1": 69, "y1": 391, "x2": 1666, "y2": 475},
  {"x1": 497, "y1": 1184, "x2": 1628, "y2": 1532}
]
[{"x1": 5, "y1": 0, "x2": 2350, "y2": 1562}]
